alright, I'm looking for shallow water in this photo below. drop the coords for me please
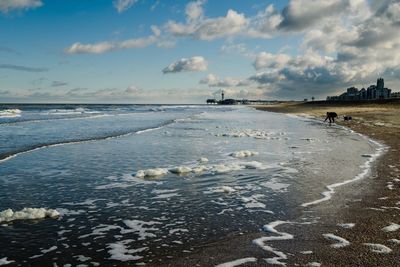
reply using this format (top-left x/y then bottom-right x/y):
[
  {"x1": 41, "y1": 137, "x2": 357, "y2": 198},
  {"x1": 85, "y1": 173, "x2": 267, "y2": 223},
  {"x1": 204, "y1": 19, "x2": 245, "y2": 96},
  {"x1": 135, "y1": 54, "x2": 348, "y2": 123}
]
[{"x1": 0, "y1": 104, "x2": 379, "y2": 266}]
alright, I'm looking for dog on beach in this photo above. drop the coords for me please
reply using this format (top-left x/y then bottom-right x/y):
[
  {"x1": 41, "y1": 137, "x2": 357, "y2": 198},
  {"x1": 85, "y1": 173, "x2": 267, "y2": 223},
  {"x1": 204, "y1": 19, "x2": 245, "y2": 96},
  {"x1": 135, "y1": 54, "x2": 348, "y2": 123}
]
[{"x1": 324, "y1": 112, "x2": 338, "y2": 123}]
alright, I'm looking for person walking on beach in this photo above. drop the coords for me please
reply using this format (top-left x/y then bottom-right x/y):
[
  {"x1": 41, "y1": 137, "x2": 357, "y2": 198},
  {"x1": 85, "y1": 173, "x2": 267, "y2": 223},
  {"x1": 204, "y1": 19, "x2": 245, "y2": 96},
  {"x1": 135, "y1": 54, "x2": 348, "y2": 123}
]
[{"x1": 324, "y1": 112, "x2": 337, "y2": 123}]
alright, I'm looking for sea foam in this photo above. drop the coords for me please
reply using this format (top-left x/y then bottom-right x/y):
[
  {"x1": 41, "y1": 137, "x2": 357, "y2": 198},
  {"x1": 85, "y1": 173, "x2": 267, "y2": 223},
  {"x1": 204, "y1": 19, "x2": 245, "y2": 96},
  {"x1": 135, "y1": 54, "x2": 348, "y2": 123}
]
[
  {"x1": 229, "y1": 150, "x2": 259, "y2": 158},
  {"x1": 0, "y1": 208, "x2": 59, "y2": 223}
]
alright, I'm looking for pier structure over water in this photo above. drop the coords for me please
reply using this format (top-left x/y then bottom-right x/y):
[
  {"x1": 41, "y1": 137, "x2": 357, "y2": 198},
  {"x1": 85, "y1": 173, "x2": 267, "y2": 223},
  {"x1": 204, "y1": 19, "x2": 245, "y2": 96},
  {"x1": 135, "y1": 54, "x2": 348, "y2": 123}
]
[{"x1": 206, "y1": 90, "x2": 280, "y2": 105}]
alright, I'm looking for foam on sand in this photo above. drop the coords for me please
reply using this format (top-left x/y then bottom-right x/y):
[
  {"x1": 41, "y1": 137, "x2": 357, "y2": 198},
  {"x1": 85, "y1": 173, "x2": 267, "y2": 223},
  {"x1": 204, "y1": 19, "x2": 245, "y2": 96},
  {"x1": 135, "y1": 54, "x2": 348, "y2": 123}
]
[
  {"x1": 364, "y1": 243, "x2": 392, "y2": 253},
  {"x1": 253, "y1": 221, "x2": 293, "y2": 266},
  {"x1": 382, "y1": 223, "x2": 400, "y2": 232},
  {"x1": 135, "y1": 168, "x2": 169, "y2": 178},
  {"x1": 229, "y1": 150, "x2": 259, "y2": 158},
  {"x1": 0, "y1": 208, "x2": 59, "y2": 223},
  {"x1": 337, "y1": 223, "x2": 355, "y2": 229},
  {"x1": 302, "y1": 138, "x2": 386, "y2": 207},
  {"x1": 388, "y1": 239, "x2": 400, "y2": 244},
  {"x1": 307, "y1": 262, "x2": 321, "y2": 267},
  {"x1": 215, "y1": 257, "x2": 257, "y2": 267},
  {"x1": 322, "y1": 233, "x2": 350, "y2": 248}
]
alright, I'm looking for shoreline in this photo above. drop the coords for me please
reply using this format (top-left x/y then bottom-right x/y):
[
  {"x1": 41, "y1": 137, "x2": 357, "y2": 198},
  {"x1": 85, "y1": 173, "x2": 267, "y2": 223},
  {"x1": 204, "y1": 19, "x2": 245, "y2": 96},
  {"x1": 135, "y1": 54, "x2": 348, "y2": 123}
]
[
  {"x1": 156, "y1": 103, "x2": 400, "y2": 266},
  {"x1": 255, "y1": 102, "x2": 400, "y2": 266}
]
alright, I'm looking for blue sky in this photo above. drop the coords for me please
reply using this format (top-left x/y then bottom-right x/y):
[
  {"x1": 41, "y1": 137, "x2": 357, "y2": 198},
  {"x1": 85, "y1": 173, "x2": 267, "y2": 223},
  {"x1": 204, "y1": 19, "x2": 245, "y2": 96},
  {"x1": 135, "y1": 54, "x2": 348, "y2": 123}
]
[{"x1": 1, "y1": 0, "x2": 399, "y2": 103}]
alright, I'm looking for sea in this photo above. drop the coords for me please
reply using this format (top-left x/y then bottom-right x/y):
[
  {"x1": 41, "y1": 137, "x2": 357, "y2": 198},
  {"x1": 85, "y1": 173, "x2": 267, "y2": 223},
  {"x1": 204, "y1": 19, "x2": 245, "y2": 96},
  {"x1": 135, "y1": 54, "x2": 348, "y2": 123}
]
[{"x1": 0, "y1": 104, "x2": 383, "y2": 266}]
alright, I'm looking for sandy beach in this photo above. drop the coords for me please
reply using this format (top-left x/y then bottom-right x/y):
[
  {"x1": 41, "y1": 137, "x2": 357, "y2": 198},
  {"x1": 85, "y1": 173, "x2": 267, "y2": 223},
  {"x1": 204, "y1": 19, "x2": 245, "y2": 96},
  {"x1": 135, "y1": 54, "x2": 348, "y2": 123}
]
[
  {"x1": 255, "y1": 101, "x2": 400, "y2": 266},
  {"x1": 155, "y1": 101, "x2": 400, "y2": 267}
]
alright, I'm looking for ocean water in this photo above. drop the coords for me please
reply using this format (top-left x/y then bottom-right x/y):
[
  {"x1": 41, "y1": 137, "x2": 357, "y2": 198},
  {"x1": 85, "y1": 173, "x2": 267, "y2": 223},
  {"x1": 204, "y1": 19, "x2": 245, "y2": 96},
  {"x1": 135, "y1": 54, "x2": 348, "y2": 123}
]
[{"x1": 0, "y1": 104, "x2": 381, "y2": 266}]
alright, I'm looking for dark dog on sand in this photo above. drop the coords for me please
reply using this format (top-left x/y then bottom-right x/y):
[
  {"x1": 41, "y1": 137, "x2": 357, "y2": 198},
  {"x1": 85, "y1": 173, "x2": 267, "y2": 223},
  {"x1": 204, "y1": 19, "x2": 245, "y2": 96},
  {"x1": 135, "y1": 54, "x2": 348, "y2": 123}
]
[{"x1": 324, "y1": 112, "x2": 338, "y2": 123}]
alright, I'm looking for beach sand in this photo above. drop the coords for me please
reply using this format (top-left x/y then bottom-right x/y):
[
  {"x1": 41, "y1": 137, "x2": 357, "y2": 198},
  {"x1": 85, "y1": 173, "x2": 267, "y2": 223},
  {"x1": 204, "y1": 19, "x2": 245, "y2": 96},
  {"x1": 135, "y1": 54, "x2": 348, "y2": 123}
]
[
  {"x1": 155, "y1": 101, "x2": 400, "y2": 266},
  {"x1": 255, "y1": 101, "x2": 400, "y2": 266}
]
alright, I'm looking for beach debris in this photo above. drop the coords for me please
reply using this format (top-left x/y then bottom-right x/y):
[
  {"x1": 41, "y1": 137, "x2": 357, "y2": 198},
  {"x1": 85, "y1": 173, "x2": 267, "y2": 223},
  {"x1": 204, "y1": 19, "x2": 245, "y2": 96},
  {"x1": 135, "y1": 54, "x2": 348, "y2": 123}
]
[
  {"x1": 229, "y1": 150, "x2": 259, "y2": 158},
  {"x1": 323, "y1": 233, "x2": 350, "y2": 248},
  {"x1": 0, "y1": 208, "x2": 60, "y2": 223},
  {"x1": 382, "y1": 223, "x2": 400, "y2": 232},
  {"x1": 215, "y1": 257, "x2": 257, "y2": 267},
  {"x1": 307, "y1": 263, "x2": 321, "y2": 267},
  {"x1": 364, "y1": 243, "x2": 392, "y2": 254}
]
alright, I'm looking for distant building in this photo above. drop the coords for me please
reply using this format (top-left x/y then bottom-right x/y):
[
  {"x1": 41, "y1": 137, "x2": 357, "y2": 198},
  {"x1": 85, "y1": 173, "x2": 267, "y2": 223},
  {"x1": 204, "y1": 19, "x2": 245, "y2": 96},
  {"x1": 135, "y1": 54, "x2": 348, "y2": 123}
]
[
  {"x1": 391, "y1": 92, "x2": 400, "y2": 98},
  {"x1": 327, "y1": 78, "x2": 392, "y2": 101}
]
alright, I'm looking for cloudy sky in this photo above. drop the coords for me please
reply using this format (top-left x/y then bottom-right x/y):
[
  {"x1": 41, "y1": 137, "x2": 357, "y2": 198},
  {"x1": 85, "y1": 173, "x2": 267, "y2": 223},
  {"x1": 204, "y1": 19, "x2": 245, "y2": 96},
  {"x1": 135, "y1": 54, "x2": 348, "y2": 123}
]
[{"x1": 1, "y1": 0, "x2": 400, "y2": 103}]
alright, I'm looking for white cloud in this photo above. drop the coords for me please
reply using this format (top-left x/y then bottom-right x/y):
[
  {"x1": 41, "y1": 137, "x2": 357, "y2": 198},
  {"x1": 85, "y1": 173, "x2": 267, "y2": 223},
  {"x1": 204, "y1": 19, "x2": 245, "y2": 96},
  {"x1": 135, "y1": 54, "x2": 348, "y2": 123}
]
[
  {"x1": 165, "y1": 1, "x2": 248, "y2": 41},
  {"x1": 200, "y1": 73, "x2": 248, "y2": 87},
  {"x1": 0, "y1": 0, "x2": 42, "y2": 13},
  {"x1": 65, "y1": 27, "x2": 161, "y2": 54},
  {"x1": 113, "y1": 0, "x2": 137, "y2": 13},
  {"x1": 163, "y1": 56, "x2": 208, "y2": 73}
]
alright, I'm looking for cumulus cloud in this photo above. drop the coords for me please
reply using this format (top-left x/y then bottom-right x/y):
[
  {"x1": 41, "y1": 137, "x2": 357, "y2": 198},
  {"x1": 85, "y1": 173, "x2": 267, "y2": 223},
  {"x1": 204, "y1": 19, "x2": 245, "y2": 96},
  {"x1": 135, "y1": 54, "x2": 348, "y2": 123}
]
[
  {"x1": 65, "y1": 26, "x2": 161, "y2": 54},
  {"x1": 165, "y1": 1, "x2": 248, "y2": 41},
  {"x1": 163, "y1": 56, "x2": 207, "y2": 74},
  {"x1": 200, "y1": 73, "x2": 248, "y2": 87},
  {"x1": 113, "y1": 0, "x2": 138, "y2": 13},
  {"x1": 0, "y1": 64, "x2": 48, "y2": 72},
  {"x1": 0, "y1": 0, "x2": 42, "y2": 14}
]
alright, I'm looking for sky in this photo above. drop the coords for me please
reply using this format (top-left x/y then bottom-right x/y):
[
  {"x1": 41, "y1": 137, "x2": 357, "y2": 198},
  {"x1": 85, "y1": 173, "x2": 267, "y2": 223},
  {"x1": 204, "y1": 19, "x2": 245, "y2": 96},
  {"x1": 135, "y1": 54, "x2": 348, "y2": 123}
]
[{"x1": 0, "y1": 0, "x2": 400, "y2": 103}]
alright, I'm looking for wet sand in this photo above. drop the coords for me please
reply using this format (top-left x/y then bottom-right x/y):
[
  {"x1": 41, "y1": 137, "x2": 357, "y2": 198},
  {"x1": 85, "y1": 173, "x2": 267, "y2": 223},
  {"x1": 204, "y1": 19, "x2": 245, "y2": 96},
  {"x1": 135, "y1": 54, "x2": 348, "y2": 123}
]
[
  {"x1": 256, "y1": 101, "x2": 400, "y2": 266},
  {"x1": 155, "y1": 101, "x2": 400, "y2": 266}
]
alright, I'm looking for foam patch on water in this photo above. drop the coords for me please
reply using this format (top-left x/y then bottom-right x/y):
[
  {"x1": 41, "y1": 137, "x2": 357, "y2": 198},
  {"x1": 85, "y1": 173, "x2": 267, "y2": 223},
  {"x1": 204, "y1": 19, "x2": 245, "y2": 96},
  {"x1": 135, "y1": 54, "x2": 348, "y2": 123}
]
[
  {"x1": 169, "y1": 166, "x2": 193, "y2": 174},
  {"x1": 0, "y1": 208, "x2": 59, "y2": 223},
  {"x1": 198, "y1": 157, "x2": 209, "y2": 163},
  {"x1": 135, "y1": 168, "x2": 169, "y2": 178},
  {"x1": 323, "y1": 233, "x2": 350, "y2": 248},
  {"x1": 215, "y1": 257, "x2": 257, "y2": 267},
  {"x1": 107, "y1": 240, "x2": 147, "y2": 261},
  {"x1": 122, "y1": 220, "x2": 161, "y2": 240},
  {"x1": 229, "y1": 150, "x2": 259, "y2": 158},
  {"x1": 382, "y1": 223, "x2": 400, "y2": 232},
  {"x1": 260, "y1": 178, "x2": 290, "y2": 193},
  {"x1": 0, "y1": 257, "x2": 15, "y2": 265},
  {"x1": 253, "y1": 221, "x2": 293, "y2": 265},
  {"x1": 364, "y1": 243, "x2": 392, "y2": 253},
  {"x1": 241, "y1": 195, "x2": 266, "y2": 209},
  {"x1": 207, "y1": 186, "x2": 237, "y2": 194},
  {"x1": 217, "y1": 129, "x2": 285, "y2": 140}
]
